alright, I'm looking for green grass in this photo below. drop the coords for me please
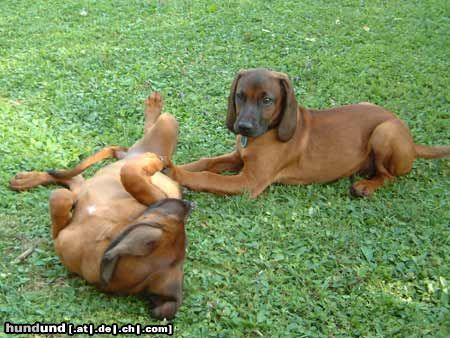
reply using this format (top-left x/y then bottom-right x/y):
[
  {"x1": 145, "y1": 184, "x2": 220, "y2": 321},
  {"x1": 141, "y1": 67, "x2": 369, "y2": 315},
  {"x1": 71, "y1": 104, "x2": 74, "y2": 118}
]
[{"x1": 1, "y1": 0, "x2": 449, "y2": 336}]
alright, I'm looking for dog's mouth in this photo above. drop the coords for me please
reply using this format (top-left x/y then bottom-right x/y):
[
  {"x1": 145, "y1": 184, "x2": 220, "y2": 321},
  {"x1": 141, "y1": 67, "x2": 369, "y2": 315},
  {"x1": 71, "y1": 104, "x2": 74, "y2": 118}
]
[
  {"x1": 238, "y1": 129, "x2": 256, "y2": 137},
  {"x1": 237, "y1": 126, "x2": 267, "y2": 138}
]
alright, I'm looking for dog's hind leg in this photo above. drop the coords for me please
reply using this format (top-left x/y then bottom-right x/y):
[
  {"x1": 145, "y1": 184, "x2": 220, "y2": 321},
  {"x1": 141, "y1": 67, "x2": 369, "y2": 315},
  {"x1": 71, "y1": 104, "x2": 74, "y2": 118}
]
[
  {"x1": 127, "y1": 93, "x2": 178, "y2": 166},
  {"x1": 351, "y1": 119, "x2": 415, "y2": 197},
  {"x1": 50, "y1": 188, "x2": 76, "y2": 239},
  {"x1": 10, "y1": 145, "x2": 126, "y2": 192},
  {"x1": 47, "y1": 145, "x2": 128, "y2": 179}
]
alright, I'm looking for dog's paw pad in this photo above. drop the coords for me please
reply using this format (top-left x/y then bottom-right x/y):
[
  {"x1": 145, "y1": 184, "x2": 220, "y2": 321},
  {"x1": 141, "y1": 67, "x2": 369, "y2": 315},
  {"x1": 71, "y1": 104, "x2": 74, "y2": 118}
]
[
  {"x1": 350, "y1": 182, "x2": 372, "y2": 198},
  {"x1": 146, "y1": 92, "x2": 163, "y2": 108},
  {"x1": 150, "y1": 301, "x2": 177, "y2": 320},
  {"x1": 9, "y1": 171, "x2": 49, "y2": 191},
  {"x1": 14, "y1": 172, "x2": 34, "y2": 179}
]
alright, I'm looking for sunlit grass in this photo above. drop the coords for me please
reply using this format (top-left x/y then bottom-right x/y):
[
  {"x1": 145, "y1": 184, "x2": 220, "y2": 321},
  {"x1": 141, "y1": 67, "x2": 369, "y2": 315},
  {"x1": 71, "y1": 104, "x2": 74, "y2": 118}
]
[{"x1": 1, "y1": 1, "x2": 449, "y2": 336}]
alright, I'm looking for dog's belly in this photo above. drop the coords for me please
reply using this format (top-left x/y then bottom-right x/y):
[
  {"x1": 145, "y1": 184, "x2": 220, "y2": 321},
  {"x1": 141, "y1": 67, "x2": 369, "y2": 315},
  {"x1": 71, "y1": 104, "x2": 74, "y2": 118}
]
[
  {"x1": 277, "y1": 152, "x2": 367, "y2": 184},
  {"x1": 53, "y1": 163, "x2": 181, "y2": 286},
  {"x1": 53, "y1": 173, "x2": 181, "y2": 286},
  {"x1": 54, "y1": 184, "x2": 146, "y2": 283}
]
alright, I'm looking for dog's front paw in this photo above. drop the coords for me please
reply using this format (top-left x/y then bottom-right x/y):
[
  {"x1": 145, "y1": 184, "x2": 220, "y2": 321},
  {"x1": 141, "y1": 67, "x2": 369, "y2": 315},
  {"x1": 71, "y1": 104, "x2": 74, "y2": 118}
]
[
  {"x1": 150, "y1": 300, "x2": 179, "y2": 320},
  {"x1": 142, "y1": 153, "x2": 164, "y2": 174},
  {"x1": 165, "y1": 164, "x2": 182, "y2": 182}
]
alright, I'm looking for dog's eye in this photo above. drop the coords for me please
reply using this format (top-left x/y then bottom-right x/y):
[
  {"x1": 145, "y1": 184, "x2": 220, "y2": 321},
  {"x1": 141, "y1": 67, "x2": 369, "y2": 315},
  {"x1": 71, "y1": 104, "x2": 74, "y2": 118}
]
[
  {"x1": 262, "y1": 96, "x2": 273, "y2": 105},
  {"x1": 236, "y1": 92, "x2": 244, "y2": 100}
]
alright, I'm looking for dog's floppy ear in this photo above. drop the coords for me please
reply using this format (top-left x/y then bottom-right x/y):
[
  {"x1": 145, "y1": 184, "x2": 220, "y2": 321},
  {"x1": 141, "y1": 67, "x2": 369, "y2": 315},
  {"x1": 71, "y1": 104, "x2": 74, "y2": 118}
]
[
  {"x1": 100, "y1": 224, "x2": 162, "y2": 284},
  {"x1": 272, "y1": 71, "x2": 298, "y2": 142},
  {"x1": 226, "y1": 70, "x2": 247, "y2": 133}
]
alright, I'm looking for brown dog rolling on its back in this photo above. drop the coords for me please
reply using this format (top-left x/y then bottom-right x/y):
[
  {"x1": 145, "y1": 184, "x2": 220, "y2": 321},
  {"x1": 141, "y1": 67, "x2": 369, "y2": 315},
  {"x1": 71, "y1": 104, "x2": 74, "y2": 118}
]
[
  {"x1": 169, "y1": 68, "x2": 450, "y2": 197},
  {"x1": 10, "y1": 93, "x2": 192, "y2": 319}
]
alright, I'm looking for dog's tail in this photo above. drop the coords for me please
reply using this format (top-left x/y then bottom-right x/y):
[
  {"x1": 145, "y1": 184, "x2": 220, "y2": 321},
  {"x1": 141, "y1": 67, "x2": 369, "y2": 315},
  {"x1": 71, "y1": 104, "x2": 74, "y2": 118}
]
[
  {"x1": 48, "y1": 146, "x2": 128, "y2": 179},
  {"x1": 415, "y1": 144, "x2": 450, "y2": 159}
]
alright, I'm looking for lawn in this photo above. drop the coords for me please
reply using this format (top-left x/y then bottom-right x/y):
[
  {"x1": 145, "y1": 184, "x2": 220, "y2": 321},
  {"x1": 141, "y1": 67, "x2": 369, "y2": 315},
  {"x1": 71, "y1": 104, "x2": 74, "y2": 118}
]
[{"x1": 0, "y1": 0, "x2": 449, "y2": 337}]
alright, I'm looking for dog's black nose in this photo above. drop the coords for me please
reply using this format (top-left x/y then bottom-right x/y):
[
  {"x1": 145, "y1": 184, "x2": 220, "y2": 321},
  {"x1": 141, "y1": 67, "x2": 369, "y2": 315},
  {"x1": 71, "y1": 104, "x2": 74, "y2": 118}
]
[{"x1": 237, "y1": 121, "x2": 253, "y2": 135}]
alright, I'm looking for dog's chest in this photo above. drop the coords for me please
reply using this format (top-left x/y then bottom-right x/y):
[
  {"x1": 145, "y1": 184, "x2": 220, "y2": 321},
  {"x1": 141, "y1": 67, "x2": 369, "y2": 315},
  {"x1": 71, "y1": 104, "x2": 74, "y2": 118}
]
[
  {"x1": 86, "y1": 205, "x2": 97, "y2": 215},
  {"x1": 72, "y1": 187, "x2": 144, "y2": 226}
]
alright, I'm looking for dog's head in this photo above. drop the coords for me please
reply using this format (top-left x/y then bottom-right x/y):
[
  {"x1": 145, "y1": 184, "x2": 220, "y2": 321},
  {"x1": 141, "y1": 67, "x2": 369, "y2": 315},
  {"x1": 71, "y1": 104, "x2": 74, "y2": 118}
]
[
  {"x1": 100, "y1": 198, "x2": 193, "y2": 319},
  {"x1": 226, "y1": 68, "x2": 298, "y2": 142}
]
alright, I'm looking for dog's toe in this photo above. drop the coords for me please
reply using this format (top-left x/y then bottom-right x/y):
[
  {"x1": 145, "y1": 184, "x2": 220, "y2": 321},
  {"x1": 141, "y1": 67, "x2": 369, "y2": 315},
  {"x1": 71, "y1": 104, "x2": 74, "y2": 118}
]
[
  {"x1": 9, "y1": 174, "x2": 28, "y2": 190},
  {"x1": 15, "y1": 172, "x2": 28, "y2": 179},
  {"x1": 146, "y1": 92, "x2": 163, "y2": 107},
  {"x1": 9, "y1": 171, "x2": 50, "y2": 191},
  {"x1": 9, "y1": 180, "x2": 20, "y2": 190},
  {"x1": 149, "y1": 91, "x2": 161, "y2": 101}
]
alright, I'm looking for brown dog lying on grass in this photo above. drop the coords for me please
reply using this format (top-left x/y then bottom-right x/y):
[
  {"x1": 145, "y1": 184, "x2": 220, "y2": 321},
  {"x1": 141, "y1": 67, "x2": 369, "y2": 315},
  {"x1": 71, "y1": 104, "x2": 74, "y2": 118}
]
[
  {"x1": 168, "y1": 68, "x2": 450, "y2": 197},
  {"x1": 10, "y1": 92, "x2": 192, "y2": 319}
]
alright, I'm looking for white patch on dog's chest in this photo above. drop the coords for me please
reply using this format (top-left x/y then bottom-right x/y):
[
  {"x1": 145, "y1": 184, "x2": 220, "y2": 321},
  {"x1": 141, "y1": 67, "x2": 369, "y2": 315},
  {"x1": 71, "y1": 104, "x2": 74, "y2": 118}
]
[{"x1": 87, "y1": 205, "x2": 96, "y2": 215}]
